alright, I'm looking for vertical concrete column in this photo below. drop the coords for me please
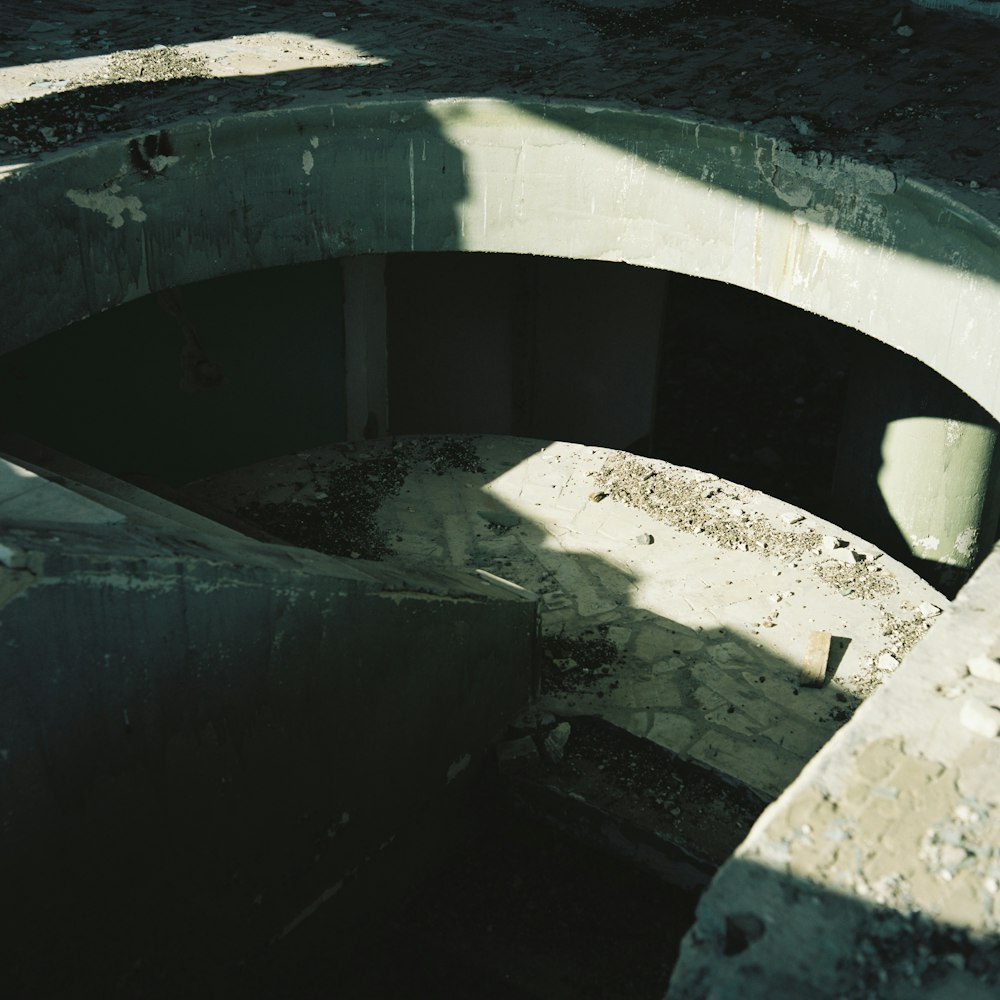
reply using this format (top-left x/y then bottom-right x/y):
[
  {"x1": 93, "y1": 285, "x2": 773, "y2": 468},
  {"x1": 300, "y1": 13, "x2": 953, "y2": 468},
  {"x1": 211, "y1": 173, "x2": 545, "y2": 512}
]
[
  {"x1": 832, "y1": 344, "x2": 1000, "y2": 595},
  {"x1": 342, "y1": 254, "x2": 388, "y2": 440}
]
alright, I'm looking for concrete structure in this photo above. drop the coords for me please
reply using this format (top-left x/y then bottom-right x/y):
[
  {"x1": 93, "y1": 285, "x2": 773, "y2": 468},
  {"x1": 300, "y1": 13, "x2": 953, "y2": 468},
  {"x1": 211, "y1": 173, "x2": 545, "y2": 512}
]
[
  {"x1": 0, "y1": 450, "x2": 538, "y2": 994},
  {"x1": 2, "y1": 2, "x2": 1000, "y2": 996}
]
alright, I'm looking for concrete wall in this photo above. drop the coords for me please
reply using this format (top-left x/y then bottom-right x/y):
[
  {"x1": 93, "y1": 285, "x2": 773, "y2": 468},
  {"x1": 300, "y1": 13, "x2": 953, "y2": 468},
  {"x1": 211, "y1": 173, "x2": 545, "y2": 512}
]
[
  {"x1": 0, "y1": 500, "x2": 538, "y2": 994},
  {"x1": 3, "y1": 94, "x2": 1000, "y2": 996},
  {"x1": 386, "y1": 251, "x2": 665, "y2": 449},
  {"x1": 0, "y1": 260, "x2": 347, "y2": 485},
  {"x1": 3, "y1": 98, "x2": 998, "y2": 425}
]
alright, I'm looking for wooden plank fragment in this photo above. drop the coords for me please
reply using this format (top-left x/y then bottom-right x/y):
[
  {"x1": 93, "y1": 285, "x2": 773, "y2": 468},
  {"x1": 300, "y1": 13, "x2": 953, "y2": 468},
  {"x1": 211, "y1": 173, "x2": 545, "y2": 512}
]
[{"x1": 802, "y1": 630, "x2": 832, "y2": 688}]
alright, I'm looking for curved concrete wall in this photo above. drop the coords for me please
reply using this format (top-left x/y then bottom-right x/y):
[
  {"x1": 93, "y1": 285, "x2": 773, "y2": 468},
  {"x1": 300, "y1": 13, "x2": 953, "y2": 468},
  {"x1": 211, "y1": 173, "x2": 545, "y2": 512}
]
[
  {"x1": 3, "y1": 97, "x2": 1000, "y2": 423},
  {"x1": 4, "y1": 91, "x2": 1000, "y2": 996}
]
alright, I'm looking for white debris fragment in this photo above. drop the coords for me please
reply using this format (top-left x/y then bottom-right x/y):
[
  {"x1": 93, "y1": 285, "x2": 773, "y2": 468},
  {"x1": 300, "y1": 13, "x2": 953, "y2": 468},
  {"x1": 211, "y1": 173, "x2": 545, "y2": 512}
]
[
  {"x1": 877, "y1": 653, "x2": 900, "y2": 673},
  {"x1": 822, "y1": 535, "x2": 847, "y2": 551},
  {"x1": 960, "y1": 699, "x2": 1000, "y2": 738},
  {"x1": 0, "y1": 543, "x2": 27, "y2": 568},
  {"x1": 832, "y1": 547, "x2": 865, "y2": 564},
  {"x1": 782, "y1": 512, "x2": 805, "y2": 525},
  {"x1": 968, "y1": 655, "x2": 1000, "y2": 684},
  {"x1": 919, "y1": 602, "x2": 943, "y2": 618},
  {"x1": 543, "y1": 722, "x2": 572, "y2": 763}
]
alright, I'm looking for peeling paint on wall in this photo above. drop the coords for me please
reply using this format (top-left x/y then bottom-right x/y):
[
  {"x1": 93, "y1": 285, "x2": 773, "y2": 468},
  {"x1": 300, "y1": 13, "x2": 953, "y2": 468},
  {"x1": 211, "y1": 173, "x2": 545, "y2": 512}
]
[{"x1": 65, "y1": 182, "x2": 146, "y2": 228}]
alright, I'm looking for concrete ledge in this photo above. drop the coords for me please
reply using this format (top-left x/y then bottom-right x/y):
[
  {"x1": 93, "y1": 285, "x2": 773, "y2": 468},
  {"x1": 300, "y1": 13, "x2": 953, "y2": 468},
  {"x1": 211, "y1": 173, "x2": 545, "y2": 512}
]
[
  {"x1": 0, "y1": 519, "x2": 538, "y2": 993},
  {"x1": 668, "y1": 541, "x2": 1000, "y2": 998},
  {"x1": 3, "y1": 97, "x2": 1000, "y2": 422}
]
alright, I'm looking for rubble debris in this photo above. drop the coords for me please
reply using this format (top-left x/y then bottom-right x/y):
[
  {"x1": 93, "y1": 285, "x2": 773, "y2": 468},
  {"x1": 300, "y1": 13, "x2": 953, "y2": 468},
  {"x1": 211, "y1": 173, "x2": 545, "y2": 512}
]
[{"x1": 542, "y1": 722, "x2": 572, "y2": 763}]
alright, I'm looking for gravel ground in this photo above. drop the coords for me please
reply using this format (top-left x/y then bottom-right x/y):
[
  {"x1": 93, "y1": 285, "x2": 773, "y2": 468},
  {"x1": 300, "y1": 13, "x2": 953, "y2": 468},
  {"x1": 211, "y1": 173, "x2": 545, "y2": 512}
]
[{"x1": 2, "y1": 0, "x2": 999, "y2": 207}]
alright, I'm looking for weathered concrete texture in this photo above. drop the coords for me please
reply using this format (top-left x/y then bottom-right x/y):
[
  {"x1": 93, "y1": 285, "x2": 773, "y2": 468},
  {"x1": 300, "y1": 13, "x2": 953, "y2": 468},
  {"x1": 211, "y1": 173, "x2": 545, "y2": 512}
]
[
  {"x1": 2, "y1": 94, "x2": 999, "y2": 427},
  {"x1": 667, "y1": 541, "x2": 1000, "y2": 999},
  {"x1": 0, "y1": 511, "x2": 538, "y2": 993}
]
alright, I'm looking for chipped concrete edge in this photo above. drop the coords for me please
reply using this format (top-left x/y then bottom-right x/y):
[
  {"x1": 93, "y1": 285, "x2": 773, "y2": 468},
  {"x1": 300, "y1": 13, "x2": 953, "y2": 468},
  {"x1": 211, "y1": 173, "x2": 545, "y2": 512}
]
[{"x1": 668, "y1": 541, "x2": 1000, "y2": 998}]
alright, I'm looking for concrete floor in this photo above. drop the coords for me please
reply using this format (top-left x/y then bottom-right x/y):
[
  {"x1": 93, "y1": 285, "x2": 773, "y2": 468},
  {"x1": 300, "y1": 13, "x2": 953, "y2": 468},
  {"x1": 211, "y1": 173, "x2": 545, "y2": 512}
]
[{"x1": 185, "y1": 434, "x2": 945, "y2": 802}]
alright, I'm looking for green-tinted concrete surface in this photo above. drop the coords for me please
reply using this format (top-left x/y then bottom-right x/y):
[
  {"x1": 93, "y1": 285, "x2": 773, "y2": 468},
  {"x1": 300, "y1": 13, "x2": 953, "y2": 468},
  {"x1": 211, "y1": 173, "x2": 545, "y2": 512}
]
[{"x1": 0, "y1": 513, "x2": 537, "y2": 995}]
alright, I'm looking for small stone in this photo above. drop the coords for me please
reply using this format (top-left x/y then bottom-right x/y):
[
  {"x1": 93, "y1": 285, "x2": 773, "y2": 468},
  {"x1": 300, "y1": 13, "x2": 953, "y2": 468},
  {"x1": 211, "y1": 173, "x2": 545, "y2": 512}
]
[
  {"x1": 822, "y1": 535, "x2": 847, "y2": 551},
  {"x1": 940, "y1": 844, "x2": 967, "y2": 869},
  {"x1": 968, "y1": 655, "x2": 1000, "y2": 684},
  {"x1": 919, "y1": 602, "x2": 943, "y2": 619},
  {"x1": 635, "y1": 533, "x2": 654, "y2": 545},
  {"x1": 833, "y1": 547, "x2": 865, "y2": 564},
  {"x1": 511, "y1": 707, "x2": 555, "y2": 730},
  {"x1": 960, "y1": 699, "x2": 1000, "y2": 738},
  {"x1": 896, "y1": 24, "x2": 914, "y2": 37},
  {"x1": 782, "y1": 513, "x2": 805, "y2": 525},
  {"x1": 0, "y1": 543, "x2": 26, "y2": 568},
  {"x1": 588, "y1": 491, "x2": 608, "y2": 503},
  {"x1": 543, "y1": 722, "x2": 572, "y2": 763},
  {"x1": 877, "y1": 653, "x2": 900, "y2": 673}
]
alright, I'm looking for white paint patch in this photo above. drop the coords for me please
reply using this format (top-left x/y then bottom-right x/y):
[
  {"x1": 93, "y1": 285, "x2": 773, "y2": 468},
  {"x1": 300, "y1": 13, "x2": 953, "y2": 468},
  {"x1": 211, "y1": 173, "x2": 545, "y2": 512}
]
[
  {"x1": 446, "y1": 753, "x2": 471, "y2": 784},
  {"x1": 65, "y1": 183, "x2": 146, "y2": 228},
  {"x1": 310, "y1": 135, "x2": 319, "y2": 149},
  {"x1": 946, "y1": 419, "x2": 963, "y2": 447},
  {"x1": 914, "y1": 535, "x2": 941, "y2": 552},
  {"x1": 302, "y1": 149, "x2": 314, "y2": 176},
  {"x1": 954, "y1": 526, "x2": 978, "y2": 559}
]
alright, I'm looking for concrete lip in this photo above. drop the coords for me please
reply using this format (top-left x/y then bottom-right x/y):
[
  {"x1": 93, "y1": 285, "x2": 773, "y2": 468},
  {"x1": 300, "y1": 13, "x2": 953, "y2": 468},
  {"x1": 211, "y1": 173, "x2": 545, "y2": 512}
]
[{"x1": 184, "y1": 434, "x2": 946, "y2": 803}]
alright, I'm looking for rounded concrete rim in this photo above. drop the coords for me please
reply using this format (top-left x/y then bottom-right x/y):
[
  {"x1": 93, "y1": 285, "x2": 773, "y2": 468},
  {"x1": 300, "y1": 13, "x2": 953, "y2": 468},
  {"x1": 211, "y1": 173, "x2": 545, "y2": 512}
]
[{"x1": 3, "y1": 95, "x2": 999, "y2": 420}]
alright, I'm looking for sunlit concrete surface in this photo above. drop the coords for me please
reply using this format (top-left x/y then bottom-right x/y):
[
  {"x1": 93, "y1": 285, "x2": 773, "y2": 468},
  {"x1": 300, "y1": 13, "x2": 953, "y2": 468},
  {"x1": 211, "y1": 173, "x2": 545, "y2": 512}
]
[{"x1": 186, "y1": 435, "x2": 946, "y2": 802}]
